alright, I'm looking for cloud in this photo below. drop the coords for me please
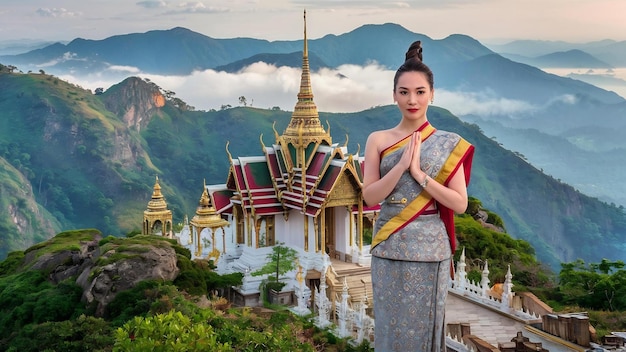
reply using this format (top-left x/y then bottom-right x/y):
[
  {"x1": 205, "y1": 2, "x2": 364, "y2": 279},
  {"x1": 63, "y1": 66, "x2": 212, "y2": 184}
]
[
  {"x1": 134, "y1": 62, "x2": 394, "y2": 112},
  {"x1": 38, "y1": 52, "x2": 85, "y2": 68},
  {"x1": 167, "y1": 2, "x2": 230, "y2": 14},
  {"x1": 289, "y1": 0, "x2": 475, "y2": 9},
  {"x1": 107, "y1": 65, "x2": 142, "y2": 74},
  {"x1": 61, "y1": 62, "x2": 539, "y2": 118},
  {"x1": 437, "y1": 89, "x2": 536, "y2": 117},
  {"x1": 132, "y1": 1, "x2": 231, "y2": 15},
  {"x1": 136, "y1": 1, "x2": 168, "y2": 9},
  {"x1": 36, "y1": 8, "x2": 81, "y2": 18}
]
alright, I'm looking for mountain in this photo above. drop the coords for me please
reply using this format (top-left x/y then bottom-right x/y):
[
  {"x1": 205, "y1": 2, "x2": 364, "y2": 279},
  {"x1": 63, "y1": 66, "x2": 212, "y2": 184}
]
[
  {"x1": 1, "y1": 68, "x2": 625, "y2": 269},
  {"x1": 0, "y1": 24, "x2": 488, "y2": 75},
  {"x1": 484, "y1": 39, "x2": 626, "y2": 66},
  {"x1": 2, "y1": 24, "x2": 626, "y2": 266},
  {"x1": 485, "y1": 39, "x2": 617, "y2": 56},
  {"x1": 499, "y1": 49, "x2": 613, "y2": 69},
  {"x1": 0, "y1": 27, "x2": 300, "y2": 76},
  {"x1": 0, "y1": 39, "x2": 60, "y2": 56},
  {"x1": 2, "y1": 25, "x2": 623, "y2": 118},
  {"x1": 214, "y1": 51, "x2": 331, "y2": 72}
]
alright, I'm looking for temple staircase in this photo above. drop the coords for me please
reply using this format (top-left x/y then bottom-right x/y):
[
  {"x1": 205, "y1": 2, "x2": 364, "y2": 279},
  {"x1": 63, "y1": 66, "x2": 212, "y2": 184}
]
[{"x1": 326, "y1": 259, "x2": 373, "y2": 308}]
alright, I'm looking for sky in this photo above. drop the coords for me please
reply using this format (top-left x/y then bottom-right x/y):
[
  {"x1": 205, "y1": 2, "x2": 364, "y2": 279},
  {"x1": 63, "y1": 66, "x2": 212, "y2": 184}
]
[
  {"x1": 1, "y1": 0, "x2": 625, "y2": 44},
  {"x1": 1, "y1": 0, "x2": 625, "y2": 113}
]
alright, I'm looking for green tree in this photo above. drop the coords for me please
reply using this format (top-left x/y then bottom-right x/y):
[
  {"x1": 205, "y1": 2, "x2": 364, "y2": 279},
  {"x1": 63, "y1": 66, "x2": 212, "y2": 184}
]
[
  {"x1": 558, "y1": 259, "x2": 626, "y2": 311},
  {"x1": 252, "y1": 243, "x2": 298, "y2": 292}
]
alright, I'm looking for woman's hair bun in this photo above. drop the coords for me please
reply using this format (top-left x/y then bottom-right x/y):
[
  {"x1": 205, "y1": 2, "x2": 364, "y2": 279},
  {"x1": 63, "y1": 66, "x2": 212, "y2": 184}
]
[{"x1": 404, "y1": 40, "x2": 423, "y2": 62}]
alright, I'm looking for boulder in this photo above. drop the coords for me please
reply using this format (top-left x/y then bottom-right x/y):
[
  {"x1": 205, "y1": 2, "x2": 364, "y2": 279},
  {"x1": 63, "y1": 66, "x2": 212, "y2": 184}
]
[
  {"x1": 81, "y1": 241, "x2": 180, "y2": 316},
  {"x1": 18, "y1": 229, "x2": 181, "y2": 317}
]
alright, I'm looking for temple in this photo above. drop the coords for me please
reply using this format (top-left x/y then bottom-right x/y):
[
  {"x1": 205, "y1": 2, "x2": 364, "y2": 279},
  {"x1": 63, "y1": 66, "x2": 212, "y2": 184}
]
[
  {"x1": 179, "y1": 9, "x2": 379, "y2": 314},
  {"x1": 198, "y1": 10, "x2": 377, "y2": 267},
  {"x1": 142, "y1": 176, "x2": 173, "y2": 238}
]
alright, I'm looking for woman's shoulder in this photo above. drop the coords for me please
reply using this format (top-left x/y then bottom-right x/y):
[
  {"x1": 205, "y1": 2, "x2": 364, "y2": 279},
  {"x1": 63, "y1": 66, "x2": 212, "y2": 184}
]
[{"x1": 368, "y1": 128, "x2": 398, "y2": 141}]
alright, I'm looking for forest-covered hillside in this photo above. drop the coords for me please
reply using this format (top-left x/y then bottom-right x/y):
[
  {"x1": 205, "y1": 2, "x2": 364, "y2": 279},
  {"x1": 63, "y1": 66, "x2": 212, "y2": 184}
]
[
  {"x1": 0, "y1": 66, "x2": 625, "y2": 269},
  {"x1": 1, "y1": 204, "x2": 625, "y2": 350}
]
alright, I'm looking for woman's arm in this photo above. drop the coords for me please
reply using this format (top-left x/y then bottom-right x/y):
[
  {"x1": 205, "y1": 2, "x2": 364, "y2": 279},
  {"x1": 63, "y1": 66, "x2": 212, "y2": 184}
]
[
  {"x1": 362, "y1": 131, "x2": 417, "y2": 206},
  {"x1": 414, "y1": 165, "x2": 468, "y2": 214},
  {"x1": 408, "y1": 133, "x2": 468, "y2": 213}
]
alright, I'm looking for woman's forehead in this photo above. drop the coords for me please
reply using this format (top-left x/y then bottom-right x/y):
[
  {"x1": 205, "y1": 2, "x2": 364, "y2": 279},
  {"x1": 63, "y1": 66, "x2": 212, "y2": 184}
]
[{"x1": 397, "y1": 71, "x2": 430, "y2": 88}]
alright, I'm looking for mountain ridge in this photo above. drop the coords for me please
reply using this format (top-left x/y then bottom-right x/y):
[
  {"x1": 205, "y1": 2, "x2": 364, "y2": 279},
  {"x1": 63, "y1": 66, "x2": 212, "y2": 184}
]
[
  {"x1": 2, "y1": 24, "x2": 626, "y2": 267},
  {"x1": 1, "y1": 69, "x2": 625, "y2": 270}
]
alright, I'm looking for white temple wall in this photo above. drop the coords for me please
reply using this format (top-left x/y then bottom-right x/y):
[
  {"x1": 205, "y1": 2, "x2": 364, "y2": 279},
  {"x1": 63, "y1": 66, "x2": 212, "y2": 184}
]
[
  {"x1": 333, "y1": 206, "x2": 351, "y2": 259},
  {"x1": 274, "y1": 210, "x2": 308, "y2": 252},
  {"x1": 243, "y1": 219, "x2": 257, "y2": 249}
]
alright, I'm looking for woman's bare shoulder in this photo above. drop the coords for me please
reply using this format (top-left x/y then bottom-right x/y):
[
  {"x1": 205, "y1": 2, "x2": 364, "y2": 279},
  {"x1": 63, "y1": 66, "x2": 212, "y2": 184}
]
[{"x1": 368, "y1": 128, "x2": 396, "y2": 141}]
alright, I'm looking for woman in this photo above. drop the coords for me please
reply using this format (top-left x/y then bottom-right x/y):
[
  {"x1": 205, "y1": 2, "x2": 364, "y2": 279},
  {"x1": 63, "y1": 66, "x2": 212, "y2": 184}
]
[{"x1": 363, "y1": 40, "x2": 474, "y2": 351}]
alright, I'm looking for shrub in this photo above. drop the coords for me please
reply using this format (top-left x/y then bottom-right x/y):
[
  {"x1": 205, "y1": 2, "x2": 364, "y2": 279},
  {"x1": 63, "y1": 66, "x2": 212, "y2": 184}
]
[
  {"x1": 0, "y1": 315, "x2": 114, "y2": 352},
  {"x1": 113, "y1": 310, "x2": 231, "y2": 352},
  {"x1": 0, "y1": 271, "x2": 86, "y2": 338},
  {"x1": 0, "y1": 251, "x2": 25, "y2": 277},
  {"x1": 105, "y1": 280, "x2": 162, "y2": 325}
]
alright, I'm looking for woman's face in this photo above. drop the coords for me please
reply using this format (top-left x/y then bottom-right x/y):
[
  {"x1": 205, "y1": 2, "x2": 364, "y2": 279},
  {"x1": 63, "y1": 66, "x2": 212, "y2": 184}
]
[{"x1": 393, "y1": 71, "x2": 434, "y2": 121}]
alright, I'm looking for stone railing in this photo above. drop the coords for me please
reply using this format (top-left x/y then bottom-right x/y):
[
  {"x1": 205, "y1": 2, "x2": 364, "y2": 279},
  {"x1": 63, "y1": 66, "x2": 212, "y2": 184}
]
[{"x1": 450, "y1": 248, "x2": 540, "y2": 321}]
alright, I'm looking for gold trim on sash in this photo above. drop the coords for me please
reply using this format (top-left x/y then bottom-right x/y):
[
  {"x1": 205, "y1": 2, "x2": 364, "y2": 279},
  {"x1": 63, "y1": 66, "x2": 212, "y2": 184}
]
[
  {"x1": 371, "y1": 193, "x2": 433, "y2": 248},
  {"x1": 434, "y1": 138, "x2": 472, "y2": 186},
  {"x1": 381, "y1": 123, "x2": 436, "y2": 157}
]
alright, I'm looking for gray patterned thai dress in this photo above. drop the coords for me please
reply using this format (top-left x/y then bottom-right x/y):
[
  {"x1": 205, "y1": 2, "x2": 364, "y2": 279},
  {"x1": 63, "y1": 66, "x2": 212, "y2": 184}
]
[{"x1": 370, "y1": 122, "x2": 474, "y2": 352}]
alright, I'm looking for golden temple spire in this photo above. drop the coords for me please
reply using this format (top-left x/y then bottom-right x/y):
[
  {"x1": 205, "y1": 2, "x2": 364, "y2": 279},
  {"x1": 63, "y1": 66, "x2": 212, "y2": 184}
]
[
  {"x1": 143, "y1": 175, "x2": 173, "y2": 237},
  {"x1": 281, "y1": 10, "x2": 331, "y2": 153},
  {"x1": 189, "y1": 181, "x2": 229, "y2": 260},
  {"x1": 190, "y1": 180, "x2": 229, "y2": 229},
  {"x1": 147, "y1": 175, "x2": 168, "y2": 212}
]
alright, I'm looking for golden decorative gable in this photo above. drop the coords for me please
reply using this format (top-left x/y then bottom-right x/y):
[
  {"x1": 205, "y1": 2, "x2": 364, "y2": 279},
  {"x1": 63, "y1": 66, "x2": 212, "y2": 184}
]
[{"x1": 326, "y1": 170, "x2": 361, "y2": 207}]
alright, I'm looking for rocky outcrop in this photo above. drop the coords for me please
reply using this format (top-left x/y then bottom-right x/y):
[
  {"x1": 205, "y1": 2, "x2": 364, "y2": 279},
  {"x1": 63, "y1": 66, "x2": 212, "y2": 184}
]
[
  {"x1": 101, "y1": 77, "x2": 165, "y2": 132},
  {"x1": 80, "y1": 240, "x2": 179, "y2": 316},
  {"x1": 473, "y1": 210, "x2": 505, "y2": 233},
  {"x1": 20, "y1": 229, "x2": 180, "y2": 317}
]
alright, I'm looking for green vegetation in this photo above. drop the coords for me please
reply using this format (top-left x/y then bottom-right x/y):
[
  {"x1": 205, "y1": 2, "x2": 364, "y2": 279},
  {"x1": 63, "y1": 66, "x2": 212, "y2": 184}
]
[
  {"x1": 0, "y1": 157, "x2": 60, "y2": 259},
  {"x1": 26, "y1": 228, "x2": 100, "y2": 256},
  {"x1": 456, "y1": 201, "x2": 626, "y2": 338},
  {"x1": 458, "y1": 198, "x2": 554, "y2": 290},
  {"x1": 0, "y1": 70, "x2": 155, "y2": 243},
  {"x1": 1, "y1": 66, "x2": 626, "y2": 347},
  {"x1": 541, "y1": 260, "x2": 626, "y2": 338},
  {"x1": 4, "y1": 315, "x2": 114, "y2": 352},
  {"x1": 556, "y1": 258, "x2": 626, "y2": 311},
  {"x1": 1, "y1": 70, "x2": 626, "y2": 275},
  {"x1": 252, "y1": 243, "x2": 298, "y2": 294},
  {"x1": 113, "y1": 310, "x2": 231, "y2": 351},
  {"x1": 0, "y1": 270, "x2": 86, "y2": 342},
  {"x1": 0, "y1": 203, "x2": 625, "y2": 349},
  {"x1": 112, "y1": 304, "x2": 372, "y2": 352},
  {"x1": 0, "y1": 229, "x2": 372, "y2": 351},
  {"x1": 174, "y1": 255, "x2": 243, "y2": 297}
]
